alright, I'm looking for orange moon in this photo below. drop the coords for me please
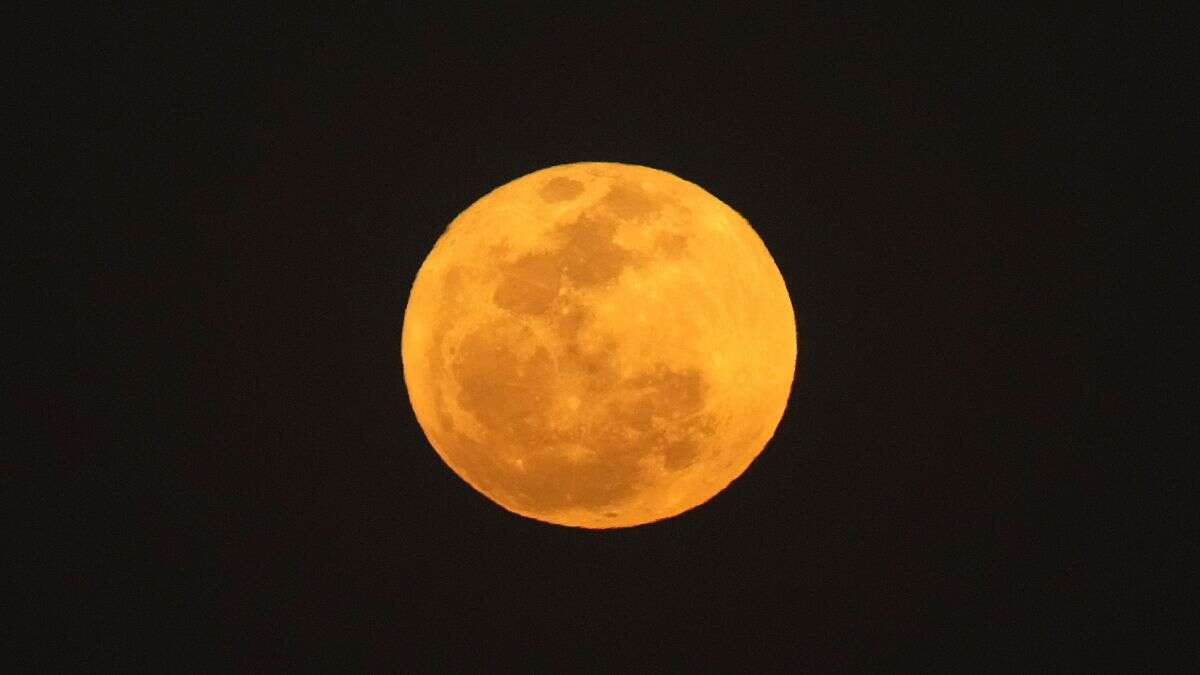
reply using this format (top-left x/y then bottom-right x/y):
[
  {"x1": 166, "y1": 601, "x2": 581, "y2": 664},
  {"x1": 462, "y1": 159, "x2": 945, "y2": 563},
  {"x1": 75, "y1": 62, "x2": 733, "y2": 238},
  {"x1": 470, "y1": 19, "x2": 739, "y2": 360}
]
[{"x1": 401, "y1": 162, "x2": 795, "y2": 528}]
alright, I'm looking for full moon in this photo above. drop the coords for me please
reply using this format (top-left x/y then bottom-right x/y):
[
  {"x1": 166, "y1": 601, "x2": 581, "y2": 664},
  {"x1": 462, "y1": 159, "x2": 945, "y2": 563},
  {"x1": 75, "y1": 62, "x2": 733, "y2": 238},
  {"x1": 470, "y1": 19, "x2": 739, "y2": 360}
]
[{"x1": 401, "y1": 162, "x2": 796, "y2": 528}]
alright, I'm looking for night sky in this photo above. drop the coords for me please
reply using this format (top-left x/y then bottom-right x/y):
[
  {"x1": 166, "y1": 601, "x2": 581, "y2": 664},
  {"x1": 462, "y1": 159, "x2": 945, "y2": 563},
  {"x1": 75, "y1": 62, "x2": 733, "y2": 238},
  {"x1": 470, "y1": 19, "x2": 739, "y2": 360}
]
[{"x1": 18, "y1": 5, "x2": 1181, "y2": 670}]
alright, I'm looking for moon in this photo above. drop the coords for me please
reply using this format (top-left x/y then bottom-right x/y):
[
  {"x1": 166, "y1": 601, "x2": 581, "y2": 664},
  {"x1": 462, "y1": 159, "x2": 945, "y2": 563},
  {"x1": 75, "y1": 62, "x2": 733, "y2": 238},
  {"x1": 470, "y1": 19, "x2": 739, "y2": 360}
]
[{"x1": 401, "y1": 162, "x2": 795, "y2": 528}]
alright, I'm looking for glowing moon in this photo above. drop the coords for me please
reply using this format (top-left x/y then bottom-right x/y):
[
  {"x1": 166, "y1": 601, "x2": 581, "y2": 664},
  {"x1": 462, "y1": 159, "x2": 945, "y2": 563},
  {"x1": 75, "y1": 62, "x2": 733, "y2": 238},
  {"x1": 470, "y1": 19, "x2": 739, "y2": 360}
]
[{"x1": 401, "y1": 162, "x2": 795, "y2": 528}]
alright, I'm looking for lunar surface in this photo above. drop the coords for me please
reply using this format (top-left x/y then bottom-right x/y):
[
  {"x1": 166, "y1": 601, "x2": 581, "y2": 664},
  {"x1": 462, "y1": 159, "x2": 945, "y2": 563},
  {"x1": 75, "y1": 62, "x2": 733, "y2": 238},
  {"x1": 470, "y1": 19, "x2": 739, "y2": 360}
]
[{"x1": 401, "y1": 162, "x2": 795, "y2": 528}]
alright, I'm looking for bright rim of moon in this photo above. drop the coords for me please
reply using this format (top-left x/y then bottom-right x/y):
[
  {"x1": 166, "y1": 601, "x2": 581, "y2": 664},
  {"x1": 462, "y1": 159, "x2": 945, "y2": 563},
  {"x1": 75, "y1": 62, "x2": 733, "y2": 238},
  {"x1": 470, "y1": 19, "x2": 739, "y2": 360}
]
[{"x1": 402, "y1": 162, "x2": 796, "y2": 528}]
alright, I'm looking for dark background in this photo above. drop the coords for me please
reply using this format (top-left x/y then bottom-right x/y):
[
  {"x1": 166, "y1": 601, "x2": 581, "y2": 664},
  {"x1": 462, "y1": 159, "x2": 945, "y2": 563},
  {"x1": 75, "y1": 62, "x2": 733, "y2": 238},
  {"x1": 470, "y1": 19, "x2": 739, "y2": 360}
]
[{"x1": 15, "y1": 5, "x2": 1186, "y2": 670}]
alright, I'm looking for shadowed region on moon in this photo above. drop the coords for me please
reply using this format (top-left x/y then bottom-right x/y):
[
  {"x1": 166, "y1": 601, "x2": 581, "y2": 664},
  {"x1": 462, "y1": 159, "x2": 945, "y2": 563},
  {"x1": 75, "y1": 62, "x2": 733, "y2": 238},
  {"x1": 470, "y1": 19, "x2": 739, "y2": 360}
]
[
  {"x1": 492, "y1": 181, "x2": 651, "y2": 316},
  {"x1": 539, "y1": 176, "x2": 584, "y2": 202},
  {"x1": 493, "y1": 252, "x2": 560, "y2": 315},
  {"x1": 598, "y1": 180, "x2": 659, "y2": 219},
  {"x1": 655, "y1": 231, "x2": 688, "y2": 258}
]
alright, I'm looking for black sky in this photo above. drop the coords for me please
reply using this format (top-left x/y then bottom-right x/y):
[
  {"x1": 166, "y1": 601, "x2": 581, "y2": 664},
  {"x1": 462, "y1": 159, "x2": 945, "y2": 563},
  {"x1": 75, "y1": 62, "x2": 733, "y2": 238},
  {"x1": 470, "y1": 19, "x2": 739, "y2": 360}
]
[{"x1": 16, "y1": 5, "x2": 1183, "y2": 671}]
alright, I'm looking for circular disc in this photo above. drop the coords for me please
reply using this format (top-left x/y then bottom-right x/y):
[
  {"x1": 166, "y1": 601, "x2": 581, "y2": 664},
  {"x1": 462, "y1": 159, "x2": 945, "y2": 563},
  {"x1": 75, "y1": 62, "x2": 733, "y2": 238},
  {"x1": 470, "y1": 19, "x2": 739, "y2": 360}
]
[{"x1": 402, "y1": 162, "x2": 795, "y2": 528}]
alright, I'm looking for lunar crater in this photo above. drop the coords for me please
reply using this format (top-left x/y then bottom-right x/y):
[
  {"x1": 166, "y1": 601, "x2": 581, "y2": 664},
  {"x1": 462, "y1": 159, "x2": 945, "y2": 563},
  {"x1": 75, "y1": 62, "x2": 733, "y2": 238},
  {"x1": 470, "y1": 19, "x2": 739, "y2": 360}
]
[{"x1": 539, "y1": 176, "x2": 584, "y2": 202}]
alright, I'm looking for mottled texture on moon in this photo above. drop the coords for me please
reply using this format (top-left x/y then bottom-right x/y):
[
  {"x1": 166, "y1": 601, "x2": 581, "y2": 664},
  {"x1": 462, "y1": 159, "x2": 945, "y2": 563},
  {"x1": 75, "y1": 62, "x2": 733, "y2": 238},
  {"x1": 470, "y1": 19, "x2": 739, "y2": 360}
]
[{"x1": 401, "y1": 162, "x2": 796, "y2": 528}]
